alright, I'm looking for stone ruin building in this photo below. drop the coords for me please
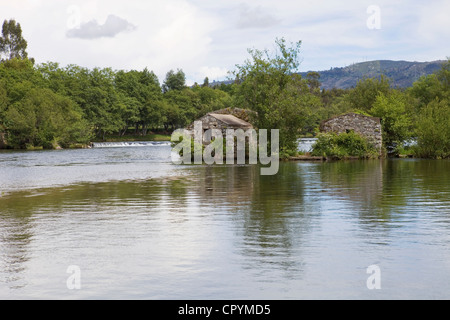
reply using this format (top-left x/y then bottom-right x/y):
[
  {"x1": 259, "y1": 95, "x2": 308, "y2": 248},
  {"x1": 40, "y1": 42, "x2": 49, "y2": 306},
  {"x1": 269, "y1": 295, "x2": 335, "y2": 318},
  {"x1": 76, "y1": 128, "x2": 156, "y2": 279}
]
[{"x1": 319, "y1": 113, "x2": 382, "y2": 154}]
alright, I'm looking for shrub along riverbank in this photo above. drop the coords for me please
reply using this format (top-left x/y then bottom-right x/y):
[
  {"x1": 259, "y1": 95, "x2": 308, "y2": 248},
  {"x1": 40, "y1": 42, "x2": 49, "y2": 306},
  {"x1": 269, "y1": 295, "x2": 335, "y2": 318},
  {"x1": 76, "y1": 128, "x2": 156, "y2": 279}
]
[{"x1": 310, "y1": 131, "x2": 379, "y2": 160}]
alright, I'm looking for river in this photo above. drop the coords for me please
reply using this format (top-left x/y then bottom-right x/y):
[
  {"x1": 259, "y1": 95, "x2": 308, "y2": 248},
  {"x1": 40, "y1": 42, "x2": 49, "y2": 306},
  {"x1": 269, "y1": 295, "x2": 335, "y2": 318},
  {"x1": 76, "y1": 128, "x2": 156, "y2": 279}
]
[{"x1": 1, "y1": 142, "x2": 449, "y2": 299}]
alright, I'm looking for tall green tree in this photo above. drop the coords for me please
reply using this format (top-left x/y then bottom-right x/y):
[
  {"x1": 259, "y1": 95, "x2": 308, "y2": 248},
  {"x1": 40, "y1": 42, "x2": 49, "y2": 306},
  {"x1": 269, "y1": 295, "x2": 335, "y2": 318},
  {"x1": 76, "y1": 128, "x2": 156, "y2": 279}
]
[
  {"x1": 115, "y1": 68, "x2": 163, "y2": 135},
  {"x1": 232, "y1": 37, "x2": 320, "y2": 152},
  {"x1": 306, "y1": 71, "x2": 321, "y2": 93},
  {"x1": 0, "y1": 19, "x2": 29, "y2": 61},
  {"x1": 138, "y1": 68, "x2": 164, "y2": 134},
  {"x1": 162, "y1": 69, "x2": 186, "y2": 93},
  {"x1": 371, "y1": 90, "x2": 413, "y2": 152},
  {"x1": 409, "y1": 58, "x2": 450, "y2": 110},
  {"x1": 202, "y1": 76, "x2": 209, "y2": 88},
  {"x1": 415, "y1": 98, "x2": 449, "y2": 159},
  {"x1": 345, "y1": 75, "x2": 391, "y2": 112},
  {"x1": 410, "y1": 59, "x2": 450, "y2": 158}
]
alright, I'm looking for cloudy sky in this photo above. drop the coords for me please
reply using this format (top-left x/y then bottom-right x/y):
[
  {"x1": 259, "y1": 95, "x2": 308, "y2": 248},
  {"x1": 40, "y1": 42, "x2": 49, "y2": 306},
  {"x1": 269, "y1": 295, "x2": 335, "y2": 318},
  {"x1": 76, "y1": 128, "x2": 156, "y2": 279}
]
[{"x1": 1, "y1": 0, "x2": 449, "y2": 85}]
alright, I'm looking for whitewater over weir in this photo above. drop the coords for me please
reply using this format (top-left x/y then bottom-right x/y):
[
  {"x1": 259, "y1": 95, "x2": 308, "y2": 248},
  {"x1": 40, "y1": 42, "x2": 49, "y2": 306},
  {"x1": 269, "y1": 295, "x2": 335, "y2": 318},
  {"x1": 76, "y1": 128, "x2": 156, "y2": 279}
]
[{"x1": 91, "y1": 141, "x2": 172, "y2": 148}]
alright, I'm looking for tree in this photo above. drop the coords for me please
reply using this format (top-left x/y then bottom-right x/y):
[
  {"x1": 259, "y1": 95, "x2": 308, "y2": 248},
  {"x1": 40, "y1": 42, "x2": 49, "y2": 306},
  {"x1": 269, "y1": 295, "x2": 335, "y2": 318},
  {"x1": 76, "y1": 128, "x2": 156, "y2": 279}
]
[
  {"x1": 345, "y1": 75, "x2": 391, "y2": 112},
  {"x1": 162, "y1": 69, "x2": 186, "y2": 93},
  {"x1": 192, "y1": 85, "x2": 232, "y2": 117},
  {"x1": 163, "y1": 88, "x2": 197, "y2": 129},
  {"x1": 409, "y1": 58, "x2": 450, "y2": 110},
  {"x1": 0, "y1": 19, "x2": 29, "y2": 61},
  {"x1": 3, "y1": 84, "x2": 91, "y2": 149},
  {"x1": 232, "y1": 37, "x2": 320, "y2": 152},
  {"x1": 415, "y1": 98, "x2": 450, "y2": 159},
  {"x1": 306, "y1": 71, "x2": 321, "y2": 93},
  {"x1": 138, "y1": 68, "x2": 164, "y2": 134},
  {"x1": 371, "y1": 90, "x2": 413, "y2": 153},
  {"x1": 437, "y1": 60, "x2": 450, "y2": 94},
  {"x1": 202, "y1": 77, "x2": 209, "y2": 88},
  {"x1": 0, "y1": 79, "x2": 8, "y2": 125},
  {"x1": 409, "y1": 59, "x2": 450, "y2": 159}
]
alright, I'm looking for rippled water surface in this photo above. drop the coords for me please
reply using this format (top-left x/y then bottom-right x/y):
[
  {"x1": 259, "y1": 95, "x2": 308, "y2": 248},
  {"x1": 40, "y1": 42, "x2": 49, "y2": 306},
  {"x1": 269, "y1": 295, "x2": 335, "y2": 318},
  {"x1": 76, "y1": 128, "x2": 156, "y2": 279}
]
[{"x1": 1, "y1": 144, "x2": 449, "y2": 299}]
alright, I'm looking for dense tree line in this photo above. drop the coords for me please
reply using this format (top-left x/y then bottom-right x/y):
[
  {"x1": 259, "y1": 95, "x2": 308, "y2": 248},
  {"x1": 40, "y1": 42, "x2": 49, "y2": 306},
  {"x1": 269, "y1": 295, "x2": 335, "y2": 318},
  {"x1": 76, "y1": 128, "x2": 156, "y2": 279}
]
[
  {"x1": 0, "y1": 58, "x2": 236, "y2": 149},
  {"x1": 325, "y1": 61, "x2": 449, "y2": 158},
  {"x1": 0, "y1": 19, "x2": 448, "y2": 158},
  {"x1": 231, "y1": 36, "x2": 449, "y2": 158}
]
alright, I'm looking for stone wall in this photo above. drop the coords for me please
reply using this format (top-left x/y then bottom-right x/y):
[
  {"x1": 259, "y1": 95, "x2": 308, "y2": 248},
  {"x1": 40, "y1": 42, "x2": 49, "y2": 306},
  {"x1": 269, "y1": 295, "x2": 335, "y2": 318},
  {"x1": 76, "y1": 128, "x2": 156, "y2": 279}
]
[{"x1": 320, "y1": 113, "x2": 382, "y2": 152}]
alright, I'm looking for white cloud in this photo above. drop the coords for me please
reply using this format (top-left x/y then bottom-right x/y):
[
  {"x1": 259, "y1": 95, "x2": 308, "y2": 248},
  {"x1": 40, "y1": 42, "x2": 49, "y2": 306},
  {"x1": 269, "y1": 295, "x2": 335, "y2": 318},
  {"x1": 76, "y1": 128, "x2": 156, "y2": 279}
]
[
  {"x1": 0, "y1": 0, "x2": 42, "y2": 10},
  {"x1": 1, "y1": 0, "x2": 448, "y2": 83},
  {"x1": 66, "y1": 14, "x2": 136, "y2": 39},
  {"x1": 236, "y1": 4, "x2": 280, "y2": 29}
]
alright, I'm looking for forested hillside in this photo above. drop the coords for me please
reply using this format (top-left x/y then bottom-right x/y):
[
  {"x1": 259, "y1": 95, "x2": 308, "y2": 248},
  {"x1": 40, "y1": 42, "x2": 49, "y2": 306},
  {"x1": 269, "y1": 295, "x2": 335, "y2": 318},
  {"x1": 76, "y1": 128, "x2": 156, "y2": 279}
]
[{"x1": 300, "y1": 60, "x2": 445, "y2": 89}]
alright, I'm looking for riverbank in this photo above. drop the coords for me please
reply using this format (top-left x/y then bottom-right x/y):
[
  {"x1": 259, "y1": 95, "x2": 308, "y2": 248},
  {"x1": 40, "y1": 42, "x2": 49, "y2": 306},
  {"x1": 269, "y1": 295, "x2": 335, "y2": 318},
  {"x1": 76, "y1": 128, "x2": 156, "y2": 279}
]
[
  {"x1": 287, "y1": 154, "x2": 326, "y2": 161},
  {"x1": 0, "y1": 133, "x2": 173, "y2": 150},
  {"x1": 287, "y1": 154, "x2": 373, "y2": 161}
]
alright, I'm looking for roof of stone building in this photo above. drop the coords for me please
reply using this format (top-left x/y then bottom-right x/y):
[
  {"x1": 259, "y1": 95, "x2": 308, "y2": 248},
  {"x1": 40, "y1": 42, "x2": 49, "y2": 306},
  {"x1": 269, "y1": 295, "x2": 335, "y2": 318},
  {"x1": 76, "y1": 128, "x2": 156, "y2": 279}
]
[
  {"x1": 210, "y1": 107, "x2": 257, "y2": 123},
  {"x1": 208, "y1": 113, "x2": 253, "y2": 128}
]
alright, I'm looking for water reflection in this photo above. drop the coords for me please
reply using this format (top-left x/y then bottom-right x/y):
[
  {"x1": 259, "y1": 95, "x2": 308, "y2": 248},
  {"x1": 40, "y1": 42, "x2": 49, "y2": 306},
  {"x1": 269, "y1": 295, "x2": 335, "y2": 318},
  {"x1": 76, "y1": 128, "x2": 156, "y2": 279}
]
[
  {"x1": 0, "y1": 216, "x2": 32, "y2": 289},
  {"x1": 182, "y1": 164, "x2": 314, "y2": 280},
  {"x1": 0, "y1": 157, "x2": 449, "y2": 299}
]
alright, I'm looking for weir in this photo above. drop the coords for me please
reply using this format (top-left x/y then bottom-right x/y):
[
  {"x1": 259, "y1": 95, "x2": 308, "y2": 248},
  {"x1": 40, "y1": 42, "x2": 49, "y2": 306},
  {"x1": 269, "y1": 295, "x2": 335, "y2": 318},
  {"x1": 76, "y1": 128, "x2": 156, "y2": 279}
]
[
  {"x1": 297, "y1": 138, "x2": 318, "y2": 153},
  {"x1": 91, "y1": 141, "x2": 171, "y2": 148}
]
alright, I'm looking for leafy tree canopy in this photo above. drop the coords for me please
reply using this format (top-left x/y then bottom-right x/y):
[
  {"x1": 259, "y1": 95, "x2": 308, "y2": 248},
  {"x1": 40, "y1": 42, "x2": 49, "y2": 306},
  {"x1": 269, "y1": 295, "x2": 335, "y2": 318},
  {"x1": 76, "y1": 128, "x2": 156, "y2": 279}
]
[{"x1": 0, "y1": 19, "x2": 29, "y2": 61}]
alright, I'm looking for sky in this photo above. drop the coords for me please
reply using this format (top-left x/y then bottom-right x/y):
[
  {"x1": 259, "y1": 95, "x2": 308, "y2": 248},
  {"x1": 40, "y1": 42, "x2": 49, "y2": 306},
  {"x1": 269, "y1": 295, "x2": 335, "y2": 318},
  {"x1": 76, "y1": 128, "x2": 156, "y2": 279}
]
[{"x1": 1, "y1": 0, "x2": 449, "y2": 85}]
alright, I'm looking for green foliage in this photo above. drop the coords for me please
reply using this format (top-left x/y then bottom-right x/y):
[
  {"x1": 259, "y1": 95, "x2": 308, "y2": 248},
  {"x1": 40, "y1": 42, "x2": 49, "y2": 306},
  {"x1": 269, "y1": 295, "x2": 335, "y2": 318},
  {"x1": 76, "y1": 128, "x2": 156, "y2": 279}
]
[
  {"x1": 306, "y1": 71, "x2": 321, "y2": 93},
  {"x1": 114, "y1": 68, "x2": 164, "y2": 135},
  {"x1": 409, "y1": 74, "x2": 444, "y2": 110},
  {"x1": 162, "y1": 69, "x2": 186, "y2": 93},
  {"x1": 311, "y1": 131, "x2": 379, "y2": 159},
  {"x1": 232, "y1": 37, "x2": 321, "y2": 153},
  {"x1": 409, "y1": 59, "x2": 450, "y2": 110},
  {"x1": 0, "y1": 19, "x2": 29, "y2": 60},
  {"x1": 345, "y1": 75, "x2": 391, "y2": 112},
  {"x1": 3, "y1": 87, "x2": 91, "y2": 149},
  {"x1": 0, "y1": 80, "x2": 7, "y2": 119},
  {"x1": 0, "y1": 59, "x2": 92, "y2": 149},
  {"x1": 414, "y1": 98, "x2": 450, "y2": 159},
  {"x1": 1, "y1": 19, "x2": 449, "y2": 160},
  {"x1": 370, "y1": 90, "x2": 413, "y2": 151},
  {"x1": 408, "y1": 59, "x2": 450, "y2": 159},
  {"x1": 300, "y1": 60, "x2": 444, "y2": 90},
  {"x1": 36, "y1": 61, "x2": 231, "y2": 141}
]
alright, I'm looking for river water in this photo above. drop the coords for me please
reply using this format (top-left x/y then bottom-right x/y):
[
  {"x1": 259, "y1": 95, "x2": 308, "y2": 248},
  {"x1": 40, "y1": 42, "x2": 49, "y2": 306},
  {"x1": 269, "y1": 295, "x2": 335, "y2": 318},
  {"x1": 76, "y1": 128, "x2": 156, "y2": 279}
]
[{"x1": 1, "y1": 142, "x2": 449, "y2": 299}]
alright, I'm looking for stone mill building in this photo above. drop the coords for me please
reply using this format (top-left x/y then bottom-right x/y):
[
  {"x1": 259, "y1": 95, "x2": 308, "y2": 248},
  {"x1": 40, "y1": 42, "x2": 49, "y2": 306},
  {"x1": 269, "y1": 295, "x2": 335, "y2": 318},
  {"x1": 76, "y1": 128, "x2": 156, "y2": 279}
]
[
  {"x1": 319, "y1": 113, "x2": 382, "y2": 154},
  {"x1": 186, "y1": 108, "x2": 254, "y2": 144}
]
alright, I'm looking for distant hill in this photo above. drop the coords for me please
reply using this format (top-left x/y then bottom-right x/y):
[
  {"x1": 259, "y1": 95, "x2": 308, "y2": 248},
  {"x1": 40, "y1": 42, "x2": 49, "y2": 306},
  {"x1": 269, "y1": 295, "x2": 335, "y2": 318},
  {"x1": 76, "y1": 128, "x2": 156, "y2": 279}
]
[{"x1": 300, "y1": 60, "x2": 445, "y2": 90}]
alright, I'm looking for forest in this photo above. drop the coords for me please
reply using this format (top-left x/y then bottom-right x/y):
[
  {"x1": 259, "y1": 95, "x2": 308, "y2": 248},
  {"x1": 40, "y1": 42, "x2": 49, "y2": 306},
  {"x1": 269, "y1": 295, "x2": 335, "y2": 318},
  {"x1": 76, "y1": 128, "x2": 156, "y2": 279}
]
[{"x1": 0, "y1": 19, "x2": 449, "y2": 158}]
